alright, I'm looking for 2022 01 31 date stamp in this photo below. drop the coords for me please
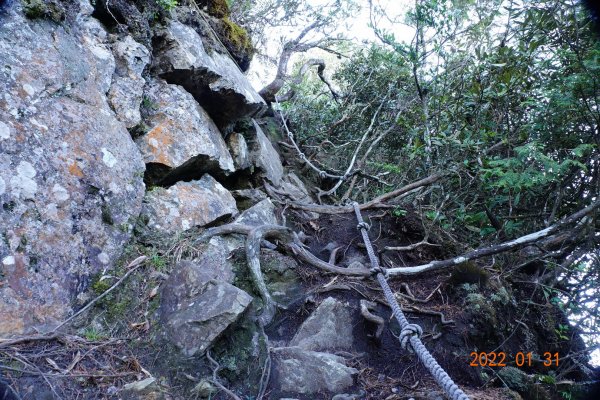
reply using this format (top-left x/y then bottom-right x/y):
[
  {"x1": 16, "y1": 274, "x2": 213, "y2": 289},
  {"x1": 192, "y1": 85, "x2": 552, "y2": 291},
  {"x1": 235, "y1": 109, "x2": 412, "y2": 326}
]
[{"x1": 469, "y1": 351, "x2": 559, "y2": 368}]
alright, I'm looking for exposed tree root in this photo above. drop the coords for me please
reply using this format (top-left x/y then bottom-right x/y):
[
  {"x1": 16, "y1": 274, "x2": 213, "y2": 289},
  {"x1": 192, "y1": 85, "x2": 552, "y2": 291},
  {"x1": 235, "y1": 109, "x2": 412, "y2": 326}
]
[
  {"x1": 360, "y1": 300, "x2": 385, "y2": 340},
  {"x1": 402, "y1": 305, "x2": 455, "y2": 326},
  {"x1": 196, "y1": 223, "x2": 371, "y2": 278},
  {"x1": 246, "y1": 225, "x2": 290, "y2": 325},
  {"x1": 287, "y1": 172, "x2": 444, "y2": 214},
  {"x1": 206, "y1": 351, "x2": 242, "y2": 400}
]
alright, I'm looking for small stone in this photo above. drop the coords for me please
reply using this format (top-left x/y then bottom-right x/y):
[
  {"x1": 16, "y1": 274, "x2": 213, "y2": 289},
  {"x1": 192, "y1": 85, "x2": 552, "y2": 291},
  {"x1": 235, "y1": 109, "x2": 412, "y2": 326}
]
[
  {"x1": 2, "y1": 256, "x2": 15, "y2": 267},
  {"x1": 101, "y1": 148, "x2": 118, "y2": 167},
  {"x1": 191, "y1": 380, "x2": 216, "y2": 397},
  {"x1": 234, "y1": 198, "x2": 278, "y2": 227},
  {"x1": 162, "y1": 280, "x2": 252, "y2": 356},
  {"x1": 22, "y1": 83, "x2": 35, "y2": 96}
]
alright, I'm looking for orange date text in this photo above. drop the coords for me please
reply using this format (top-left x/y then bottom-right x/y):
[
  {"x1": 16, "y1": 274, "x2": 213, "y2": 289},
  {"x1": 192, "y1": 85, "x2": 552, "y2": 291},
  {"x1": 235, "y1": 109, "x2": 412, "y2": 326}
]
[{"x1": 469, "y1": 352, "x2": 559, "y2": 367}]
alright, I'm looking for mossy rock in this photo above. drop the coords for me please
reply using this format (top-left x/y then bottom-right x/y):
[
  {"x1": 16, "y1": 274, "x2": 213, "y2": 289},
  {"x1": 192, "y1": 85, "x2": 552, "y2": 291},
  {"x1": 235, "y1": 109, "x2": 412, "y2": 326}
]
[
  {"x1": 206, "y1": 0, "x2": 231, "y2": 18},
  {"x1": 21, "y1": 0, "x2": 66, "y2": 22},
  {"x1": 212, "y1": 17, "x2": 255, "y2": 71},
  {"x1": 498, "y1": 367, "x2": 530, "y2": 393},
  {"x1": 449, "y1": 261, "x2": 490, "y2": 286}
]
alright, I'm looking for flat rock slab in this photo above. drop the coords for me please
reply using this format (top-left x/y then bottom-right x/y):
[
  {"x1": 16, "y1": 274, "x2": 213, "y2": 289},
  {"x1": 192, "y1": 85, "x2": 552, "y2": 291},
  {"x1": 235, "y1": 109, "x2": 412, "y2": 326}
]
[
  {"x1": 289, "y1": 297, "x2": 354, "y2": 351},
  {"x1": 0, "y1": 5, "x2": 145, "y2": 334},
  {"x1": 152, "y1": 20, "x2": 265, "y2": 127},
  {"x1": 137, "y1": 79, "x2": 234, "y2": 184},
  {"x1": 163, "y1": 279, "x2": 252, "y2": 356},
  {"x1": 161, "y1": 260, "x2": 235, "y2": 317},
  {"x1": 140, "y1": 175, "x2": 237, "y2": 234},
  {"x1": 234, "y1": 198, "x2": 278, "y2": 227},
  {"x1": 247, "y1": 120, "x2": 284, "y2": 186},
  {"x1": 273, "y1": 346, "x2": 358, "y2": 394}
]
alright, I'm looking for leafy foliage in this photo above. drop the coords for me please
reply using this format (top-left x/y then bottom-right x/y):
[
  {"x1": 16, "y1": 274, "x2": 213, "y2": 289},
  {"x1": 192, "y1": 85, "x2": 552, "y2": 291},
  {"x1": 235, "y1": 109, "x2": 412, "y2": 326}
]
[{"x1": 279, "y1": 0, "x2": 600, "y2": 358}]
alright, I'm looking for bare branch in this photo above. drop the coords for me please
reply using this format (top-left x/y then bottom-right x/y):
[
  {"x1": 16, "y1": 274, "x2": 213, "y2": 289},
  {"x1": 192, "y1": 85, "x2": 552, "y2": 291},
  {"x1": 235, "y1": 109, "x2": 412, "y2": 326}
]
[{"x1": 386, "y1": 199, "x2": 600, "y2": 276}]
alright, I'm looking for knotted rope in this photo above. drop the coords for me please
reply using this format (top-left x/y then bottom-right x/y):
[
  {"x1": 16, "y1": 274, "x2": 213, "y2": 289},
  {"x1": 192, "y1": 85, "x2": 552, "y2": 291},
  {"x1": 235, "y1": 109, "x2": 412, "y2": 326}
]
[{"x1": 352, "y1": 202, "x2": 470, "y2": 400}]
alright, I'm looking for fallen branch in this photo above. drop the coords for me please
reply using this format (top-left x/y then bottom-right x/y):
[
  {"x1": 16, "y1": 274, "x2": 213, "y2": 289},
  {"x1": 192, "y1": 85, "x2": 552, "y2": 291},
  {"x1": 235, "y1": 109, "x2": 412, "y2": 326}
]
[
  {"x1": 384, "y1": 240, "x2": 440, "y2": 252},
  {"x1": 386, "y1": 199, "x2": 600, "y2": 276},
  {"x1": 0, "y1": 334, "x2": 62, "y2": 349}
]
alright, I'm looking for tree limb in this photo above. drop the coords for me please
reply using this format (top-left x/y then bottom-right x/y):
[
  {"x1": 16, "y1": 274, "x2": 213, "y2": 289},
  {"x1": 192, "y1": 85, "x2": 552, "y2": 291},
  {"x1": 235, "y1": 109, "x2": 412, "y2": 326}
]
[{"x1": 386, "y1": 199, "x2": 600, "y2": 276}]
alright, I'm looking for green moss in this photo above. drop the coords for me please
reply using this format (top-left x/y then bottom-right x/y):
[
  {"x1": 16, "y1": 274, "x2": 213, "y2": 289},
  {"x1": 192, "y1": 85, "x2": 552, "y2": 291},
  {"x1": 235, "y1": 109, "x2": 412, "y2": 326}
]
[
  {"x1": 213, "y1": 318, "x2": 261, "y2": 383},
  {"x1": 156, "y1": 0, "x2": 178, "y2": 12},
  {"x1": 221, "y1": 17, "x2": 254, "y2": 57},
  {"x1": 149, "y1": 252, "x2": 168, "y2": 272},
  {"x1": 490, "y1": 286, "x2": 511, "y2": 305},
  {"x1": 207, "y1": 0, "x2": 231, "y2": 18},
  {"x1": 83, "y1": 327, "x2": 107, "y2": 341},
  {"x1": 21, "y1": 0, "x2": 65, "y2": 22},
  {"x1": 91, "y1": 277, "x2": 112, "y2": 295}
]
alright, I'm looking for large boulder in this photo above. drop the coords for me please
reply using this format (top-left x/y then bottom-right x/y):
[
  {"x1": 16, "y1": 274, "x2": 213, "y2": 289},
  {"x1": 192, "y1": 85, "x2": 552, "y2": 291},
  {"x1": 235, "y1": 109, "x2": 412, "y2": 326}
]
[
  {"x1": 160, "y1": 261, "x2": 252, "y2": 356},
  {"x1": 140, "y1": 175, "x2": 237, "y2": 234},
  {"x1": 152, "y1": 20, "x2": 265, "y2": 128},
  {"x1": 136, "y1": 80, "x2": 235, "y2": 185},
  {"x1": 289, "y1": 297, "x2": 354, "y2": 352},
  {"x1": 0, "y1": 3, "x2": 145, "y2": 334},
  {"x1": 108, "y1": 35, "x2": 150, "y2": 128},
  {"x1": 272, "y1": 347, "x2": 358, "y2": 395}
]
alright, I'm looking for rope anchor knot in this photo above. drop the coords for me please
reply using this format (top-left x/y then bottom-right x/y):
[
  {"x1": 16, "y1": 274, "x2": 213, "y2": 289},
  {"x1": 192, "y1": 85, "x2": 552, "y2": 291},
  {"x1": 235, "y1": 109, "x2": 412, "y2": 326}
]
[
  {"x1": 369, "y1": 266, "x2": 387, "y2": 277},
  {"x1": 399, "y1": 324, "x2": 423, "y2": 352},
  {"x1": 356, "y1": 221, "x2": 370, "y2": 231}
]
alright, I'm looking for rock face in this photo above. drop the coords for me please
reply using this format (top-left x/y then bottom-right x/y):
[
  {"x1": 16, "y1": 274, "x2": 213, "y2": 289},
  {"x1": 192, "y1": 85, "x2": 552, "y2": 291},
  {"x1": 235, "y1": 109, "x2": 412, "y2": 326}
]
[
  {"x1": 152, "y1": 20, "x2": 265, "y2": 128},
  {"x1": 247, "y1": 120, "x2": 284, "y2": 186},
  {"x1": 108, "y1": 35, "x2": 150, "y2": 128},
  {"x1": 273, "y1": 347, "x2": 358, "y2": 394},
  {"x1": 0, "y1": 4, "x2": 145, "y2": 334},
  {"x1": 160, "y1": 260, "x2": 252, "y2": 356},
  {"x1": 137, "y1": 79, "x2": 235, "y2": 185},
  {"x1": 140, "y1": 175, "x2": 237, "y2": 234},
  {"x1": 289, "y1": 297, "x2": 354, "y2": 351}
]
